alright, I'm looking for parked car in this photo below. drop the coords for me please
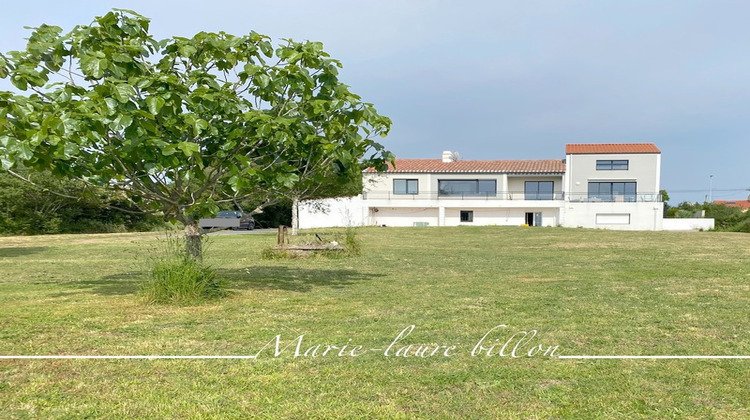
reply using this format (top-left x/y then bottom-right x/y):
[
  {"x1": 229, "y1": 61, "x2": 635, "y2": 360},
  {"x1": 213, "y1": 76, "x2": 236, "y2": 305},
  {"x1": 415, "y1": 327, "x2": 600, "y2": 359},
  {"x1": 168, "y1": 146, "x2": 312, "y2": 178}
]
[{"x1": 199, "y1": 211, "x2": 255, "y2": 230}]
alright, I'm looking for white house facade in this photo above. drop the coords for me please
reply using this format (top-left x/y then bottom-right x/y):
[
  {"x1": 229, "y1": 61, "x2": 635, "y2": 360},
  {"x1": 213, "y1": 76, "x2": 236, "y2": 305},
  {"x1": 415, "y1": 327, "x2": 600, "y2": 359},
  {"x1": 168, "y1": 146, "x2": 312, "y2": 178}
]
[{"x1": 299, "y1": 143, "x2": 665, "y2": 231}]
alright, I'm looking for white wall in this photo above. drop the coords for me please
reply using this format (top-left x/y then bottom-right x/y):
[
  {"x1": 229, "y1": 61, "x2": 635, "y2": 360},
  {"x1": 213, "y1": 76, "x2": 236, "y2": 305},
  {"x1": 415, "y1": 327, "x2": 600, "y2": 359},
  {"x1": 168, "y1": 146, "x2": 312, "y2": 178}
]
[
  {"x1": 662, "y1": 218, "x2": 715, "y2": 231},
  {"x1": 298, "y1": 196, "x2": 367, "y2": 229},
  {"x1": 299, "y1": 197, "x2": 666, "y2": 231},
  {"x1": 371, "y1": 208, "x2": 439, "y2": 226},
  {"x1": 562, "y1": 202, "x2": 664, "y2": 230},
  {"x1": 443, "y1": 207, "x2": 559, "y2": 226}
]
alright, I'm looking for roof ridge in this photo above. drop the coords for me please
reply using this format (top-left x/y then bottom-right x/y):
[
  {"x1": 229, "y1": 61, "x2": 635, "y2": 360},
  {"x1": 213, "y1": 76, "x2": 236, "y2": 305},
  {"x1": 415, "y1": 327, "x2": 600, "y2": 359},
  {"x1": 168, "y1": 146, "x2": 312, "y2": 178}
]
[
  {"x1": 565, "y1": 143, "x2": 660, "y2": 154},
  {"x1": 365, "y1": 158, "x2": 566, "y2": 173}
]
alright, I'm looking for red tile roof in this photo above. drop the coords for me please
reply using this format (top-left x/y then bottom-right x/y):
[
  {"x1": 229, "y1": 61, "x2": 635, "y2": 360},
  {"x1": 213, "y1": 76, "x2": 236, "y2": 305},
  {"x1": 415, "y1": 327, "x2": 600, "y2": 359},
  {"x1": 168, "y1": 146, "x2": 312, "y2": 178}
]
[
  {"x1": 714, "y1": 200, "x2": 750, "y2": 210},
  {"x1": 366, "y1": 159, "x2": 565, "y2": 174},
  {"x1": 566, "y1": 143, "x2": 660, "y2": 154}
]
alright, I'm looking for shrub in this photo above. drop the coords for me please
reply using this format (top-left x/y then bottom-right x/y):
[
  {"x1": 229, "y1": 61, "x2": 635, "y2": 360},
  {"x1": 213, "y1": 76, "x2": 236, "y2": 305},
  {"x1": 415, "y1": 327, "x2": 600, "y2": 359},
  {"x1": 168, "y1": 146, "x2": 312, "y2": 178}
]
[{"x1": 726, "y1": 218, "x2": 750, "y2": 233}]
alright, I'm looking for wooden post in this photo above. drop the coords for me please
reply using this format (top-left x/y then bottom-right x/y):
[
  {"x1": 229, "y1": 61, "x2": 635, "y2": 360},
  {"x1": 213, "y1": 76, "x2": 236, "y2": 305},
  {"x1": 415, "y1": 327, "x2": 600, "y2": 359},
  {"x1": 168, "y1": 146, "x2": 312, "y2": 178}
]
[{"x1": 277, "y1": 225, "x2": 290, "y2": 246}]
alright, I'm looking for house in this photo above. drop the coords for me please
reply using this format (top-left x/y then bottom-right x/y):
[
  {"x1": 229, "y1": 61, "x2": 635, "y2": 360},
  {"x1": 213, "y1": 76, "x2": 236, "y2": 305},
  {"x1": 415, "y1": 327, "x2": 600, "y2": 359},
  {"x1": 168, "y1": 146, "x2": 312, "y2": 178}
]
[
  {"x1": 713, "y1": 200, "x2": 750, "y2": 212},
  {"x1": 299, "y1": 143, "x2": 665, "y2": 231}
]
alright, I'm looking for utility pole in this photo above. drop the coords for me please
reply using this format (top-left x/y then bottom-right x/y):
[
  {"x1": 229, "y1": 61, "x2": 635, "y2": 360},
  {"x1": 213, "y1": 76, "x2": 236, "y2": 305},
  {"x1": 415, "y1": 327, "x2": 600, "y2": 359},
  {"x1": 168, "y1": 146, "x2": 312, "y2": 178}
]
[{"x1": 708, "y1": 175, "x2": 714, "y2": 203}]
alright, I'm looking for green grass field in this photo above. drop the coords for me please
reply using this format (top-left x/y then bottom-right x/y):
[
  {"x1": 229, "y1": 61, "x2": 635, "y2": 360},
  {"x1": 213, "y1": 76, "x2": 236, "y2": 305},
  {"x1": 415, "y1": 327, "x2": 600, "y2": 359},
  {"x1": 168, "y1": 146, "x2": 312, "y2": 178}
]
[{"x1": 1, "y1": 227, "x2": 749, "y2": 419}]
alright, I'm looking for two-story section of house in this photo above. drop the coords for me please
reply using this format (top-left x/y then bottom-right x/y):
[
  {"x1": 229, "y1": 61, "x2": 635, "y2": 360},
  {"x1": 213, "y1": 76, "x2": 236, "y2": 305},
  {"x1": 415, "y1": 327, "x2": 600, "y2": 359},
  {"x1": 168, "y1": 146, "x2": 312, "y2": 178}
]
[
  {"x1": 298, "y1": 143, "x2": 664, "y2": 231},
  {"x1": 561, "y1": 143, "x2": 663, "y2": 230}
]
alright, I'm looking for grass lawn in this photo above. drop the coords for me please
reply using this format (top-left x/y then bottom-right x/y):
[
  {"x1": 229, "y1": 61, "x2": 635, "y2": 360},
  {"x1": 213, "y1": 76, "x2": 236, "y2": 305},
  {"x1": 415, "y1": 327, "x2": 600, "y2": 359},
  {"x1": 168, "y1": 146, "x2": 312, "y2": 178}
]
[{"x1": 1, "y1": 226, "x2": 749, "y2": 419}]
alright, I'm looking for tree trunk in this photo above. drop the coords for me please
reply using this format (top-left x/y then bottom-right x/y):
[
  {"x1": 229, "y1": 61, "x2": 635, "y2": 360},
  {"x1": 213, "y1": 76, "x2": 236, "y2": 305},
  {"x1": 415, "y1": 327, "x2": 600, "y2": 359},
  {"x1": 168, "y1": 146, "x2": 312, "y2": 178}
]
[
  {"x1": 291, "y1": 198, "x2": 299, "y2": 236},
  {"x1": 184, "y1": 221, "x2": 202, "y2": 260}
]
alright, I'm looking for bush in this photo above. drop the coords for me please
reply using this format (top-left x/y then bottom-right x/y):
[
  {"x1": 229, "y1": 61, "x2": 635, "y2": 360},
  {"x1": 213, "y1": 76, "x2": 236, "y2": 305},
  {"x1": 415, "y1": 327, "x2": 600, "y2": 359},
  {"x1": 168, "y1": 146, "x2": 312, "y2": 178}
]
[
  {"x1": 140, "y1": 235, "x2": 225, "y2": 304},
  {"x1": 726, "y1": 218, "x2": 750, "y2": 233}
]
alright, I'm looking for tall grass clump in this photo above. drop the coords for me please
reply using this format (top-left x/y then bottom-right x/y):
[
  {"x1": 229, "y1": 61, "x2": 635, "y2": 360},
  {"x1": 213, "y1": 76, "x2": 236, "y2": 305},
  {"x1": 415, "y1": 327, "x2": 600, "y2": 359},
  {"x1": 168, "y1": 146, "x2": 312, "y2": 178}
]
[
  {"x1": 343, "y1": 227, "x2": 361, "y2": 256},
  {"x1": 140, "y1": 234, "x2": 225, "y2": 304}
]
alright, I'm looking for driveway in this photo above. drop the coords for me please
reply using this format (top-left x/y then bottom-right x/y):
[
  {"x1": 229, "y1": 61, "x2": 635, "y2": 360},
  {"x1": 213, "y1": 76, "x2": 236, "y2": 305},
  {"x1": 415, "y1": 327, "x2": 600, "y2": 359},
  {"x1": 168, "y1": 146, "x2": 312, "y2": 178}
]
[{"x1": 205, "y1": 228, "x2": 276, "y2": 236}]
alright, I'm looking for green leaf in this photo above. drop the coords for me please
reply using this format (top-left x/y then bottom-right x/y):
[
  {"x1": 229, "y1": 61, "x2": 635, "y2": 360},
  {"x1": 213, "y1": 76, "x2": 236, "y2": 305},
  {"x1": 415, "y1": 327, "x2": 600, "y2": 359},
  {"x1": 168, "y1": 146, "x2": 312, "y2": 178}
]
[
  {"x1": 146, "y1": 96, "x2": 165, "y2": 115},
  {"x1": 56, "y1": 89, "x2": 72, "y2": 103},
  {"x1": 0, "y1": 55, "x2": 8, "y2": 79},
  {"x1": 176, "y1": 141, "x2": 200, "y2": 157},
  {"x1": 113, "y1": 84, "x2": 135, "y2": 103},
  {"x1": 243, "y1": 64, "x2": 260, "y2": 75},
  {"x1": 10, "y1": 75, "x2": 28, "y2": 91},
  {"x1": 193, "y1": 118, "x2": 208, "y2": 135},
  {"x1": 179, "y1": 44, "x2": 197, "y2": 57},
  {"x1": 18, "y1": 143, "x2": 33, "y2": 160},
  {"x1": 1, "y1": 156, "x2": 13, "y2": 170},
  {"x1": 259, "y1": 41, "x2": 273, "y2": 57},
  {"x1": 161, "y1": 145, "x2": 178, "y2": 156},
  {"x1": 63, "y1": 142, "x2": 79, "y2": 158},
  {"x1": 81, "y1": 55, "x2": 108, "y2": 78},
  {"x1": 111, "y1": 114, "x2": 133, "y2": 131},
  {"x1": 255, "y1": 74, "x2": 270, "y2": 88},
  {"x1": 104, "y1": 98, "x2": 119, "y2": 115},
  {"x1": 149, "y1": 139, "x2": 169, "y2": 149}
]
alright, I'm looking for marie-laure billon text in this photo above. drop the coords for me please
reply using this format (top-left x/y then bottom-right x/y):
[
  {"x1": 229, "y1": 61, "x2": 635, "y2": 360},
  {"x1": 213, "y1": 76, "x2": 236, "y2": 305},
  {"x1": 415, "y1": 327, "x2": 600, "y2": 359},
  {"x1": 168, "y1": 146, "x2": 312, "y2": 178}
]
[{"x1": 245, "y1": 325, "x2": 560, "y2": 359}]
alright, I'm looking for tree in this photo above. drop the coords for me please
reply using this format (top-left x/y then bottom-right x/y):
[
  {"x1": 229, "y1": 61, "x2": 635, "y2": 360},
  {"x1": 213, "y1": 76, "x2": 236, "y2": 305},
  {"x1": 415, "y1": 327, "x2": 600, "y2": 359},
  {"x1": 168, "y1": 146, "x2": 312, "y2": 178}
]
[
  {"x1": 0, "y1": 168, "x2": 161, "y2": 234},
  {"x1": 0, "y1": 9, "x2": 393, "y2": 258},
  {"x1": 0, "y1": 167, "x2": 91, "y2": 234},
  {"x1": 660, "y1": 189, "x2": 670, "y2": 217}
]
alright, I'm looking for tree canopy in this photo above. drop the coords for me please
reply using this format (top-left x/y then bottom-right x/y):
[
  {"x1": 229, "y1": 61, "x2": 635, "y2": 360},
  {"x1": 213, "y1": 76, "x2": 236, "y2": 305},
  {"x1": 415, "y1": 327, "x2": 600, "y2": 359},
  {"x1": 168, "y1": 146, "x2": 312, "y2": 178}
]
[{"x1": 0, "y1": 9, "x2": 393, "y2": 256}]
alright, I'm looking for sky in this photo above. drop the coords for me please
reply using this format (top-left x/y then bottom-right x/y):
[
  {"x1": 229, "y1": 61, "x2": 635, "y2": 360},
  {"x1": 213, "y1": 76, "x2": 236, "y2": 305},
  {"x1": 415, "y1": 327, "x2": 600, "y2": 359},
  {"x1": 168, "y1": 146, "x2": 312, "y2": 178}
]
[{"x1": 1, "y1": 0, "x2": 748, "y2": 204}]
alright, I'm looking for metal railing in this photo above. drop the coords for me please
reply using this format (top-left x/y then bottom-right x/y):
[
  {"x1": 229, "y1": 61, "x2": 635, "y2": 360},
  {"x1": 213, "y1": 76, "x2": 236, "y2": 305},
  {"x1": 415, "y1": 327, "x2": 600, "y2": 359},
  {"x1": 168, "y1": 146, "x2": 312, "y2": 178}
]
[
  {"x1": 566, "y1": 192, "x2": 662, "y2": 203},
  {"x1": 362, "y1": 191, "x2": 566, "y2": 201},
  {"x1": 362, "y1": 191, "x2": 662, "y2": 202}
]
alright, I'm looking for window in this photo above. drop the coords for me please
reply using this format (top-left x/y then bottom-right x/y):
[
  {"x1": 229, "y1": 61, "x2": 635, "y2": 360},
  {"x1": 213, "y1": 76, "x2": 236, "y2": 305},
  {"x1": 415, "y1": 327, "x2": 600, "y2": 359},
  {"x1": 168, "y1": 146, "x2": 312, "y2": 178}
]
[
  {"x1": 596, "y1": 160, "x2": 629, "y2": 170},
  {"x1": 438, "y1": 180, "x2": 496, "y2": 197},
  {"x1": 524, "y1": 181, "x2": 554, "y2": 200},
  {"x1": 588, "y1": 182, "x2": 637, "y2": 202},
  {"x1": 460, "y1": 210, "x2": 473, "y2": 222},
  {"x1": 393, "y1": 179, "x2": 418, "y2": 195}
]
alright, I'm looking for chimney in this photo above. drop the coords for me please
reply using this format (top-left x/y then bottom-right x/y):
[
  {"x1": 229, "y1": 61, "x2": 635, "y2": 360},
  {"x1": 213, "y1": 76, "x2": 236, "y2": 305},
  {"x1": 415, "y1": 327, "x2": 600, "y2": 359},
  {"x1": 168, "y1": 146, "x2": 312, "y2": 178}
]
[{"x1": 442, "y1": 150, "x2": 458, "y2": 163}]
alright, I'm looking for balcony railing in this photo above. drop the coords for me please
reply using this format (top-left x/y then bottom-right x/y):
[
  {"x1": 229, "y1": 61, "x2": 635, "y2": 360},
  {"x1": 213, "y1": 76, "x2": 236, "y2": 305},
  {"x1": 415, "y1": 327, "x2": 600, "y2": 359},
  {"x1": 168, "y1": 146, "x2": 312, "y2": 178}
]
[
  {"x1": 362, "y1": 191, "x2": 566, "y2": 201},
  {"x1": 567, "y1": 192, "x2": 662, "y2": 203},
  {"x1": 362, "y1": 191, "x2": 662, "y2": 202}
]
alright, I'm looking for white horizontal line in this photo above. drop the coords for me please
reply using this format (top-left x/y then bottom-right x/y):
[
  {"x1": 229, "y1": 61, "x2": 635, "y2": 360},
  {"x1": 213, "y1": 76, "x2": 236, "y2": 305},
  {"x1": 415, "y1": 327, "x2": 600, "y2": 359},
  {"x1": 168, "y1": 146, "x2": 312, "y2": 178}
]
[
  {"x1": 0, "y1": 355, "x2": 259, "y2": 359},
  {"x1": 559, "y1": 355, "x2": 750, "y2": 359},
  {"x1": 3, "y1": 355, "x2": 750, "y2": 360}
]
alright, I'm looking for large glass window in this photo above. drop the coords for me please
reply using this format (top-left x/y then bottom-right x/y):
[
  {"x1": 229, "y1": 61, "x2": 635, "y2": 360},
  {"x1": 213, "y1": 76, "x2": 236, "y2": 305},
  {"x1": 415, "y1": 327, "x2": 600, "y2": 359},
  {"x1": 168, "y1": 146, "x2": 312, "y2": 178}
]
[
  {"x1": 596, "y1": 160, "x2": 629, "y2": 170},
  {"x1": 588, "y1": 182, "x2": 637, "y2": 201},
  {"x1": 393, "y1": 179, "x2": 418, "y2": 195},
  {"x1": 524, "y1": 181, "x2": 554, "y2": 200},
  {"x1": 438, "y1": 180, "x2": 496, "y2": 197}
]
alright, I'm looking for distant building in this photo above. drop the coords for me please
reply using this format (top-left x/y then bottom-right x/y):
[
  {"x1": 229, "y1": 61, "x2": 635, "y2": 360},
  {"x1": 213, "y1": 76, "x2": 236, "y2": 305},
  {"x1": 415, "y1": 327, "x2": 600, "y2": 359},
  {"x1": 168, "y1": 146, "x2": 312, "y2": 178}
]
[
  {"x1": 300, "y1": 143, "x2": 669, "y2": 231},
  {"x1": 713, "y1": 200, "x2": 750, "y2": 212}
]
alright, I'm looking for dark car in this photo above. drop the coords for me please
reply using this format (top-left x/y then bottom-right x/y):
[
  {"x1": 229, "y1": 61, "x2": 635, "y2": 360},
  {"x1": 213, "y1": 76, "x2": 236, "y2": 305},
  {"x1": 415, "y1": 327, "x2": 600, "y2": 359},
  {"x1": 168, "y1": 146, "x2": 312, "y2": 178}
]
[{"x1": 217, "y1": 210, "x2": 255, "y2": 230}]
